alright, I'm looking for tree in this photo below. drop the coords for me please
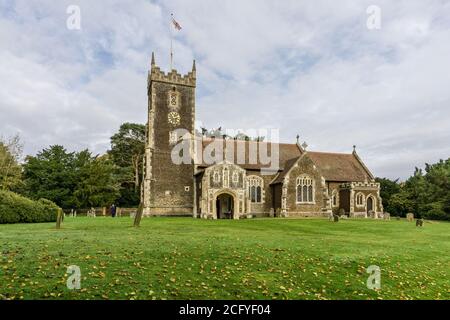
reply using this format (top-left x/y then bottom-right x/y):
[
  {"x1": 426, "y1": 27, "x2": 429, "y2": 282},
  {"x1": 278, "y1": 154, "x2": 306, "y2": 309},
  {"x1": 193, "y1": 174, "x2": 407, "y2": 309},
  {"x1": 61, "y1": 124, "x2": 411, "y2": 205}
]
[
  {"x1": 73, "y1": 153, "x2": 120, "y2": 208},
  {"x1": 375, "y1": 177, "x2": 401, "y2": 215},
  {"x1": 23, "y1": 145, "x2": 78, "y2": 208},
  {"x1": 23, "y1": 146, "x2": 120, "y2": 209},
  {"x1": 0, "y1": 135, "x2": 23, "y2": 191},
  {"x1": 109, "y1": 123, "x2": 146, "y2": 207},
  {"x1": 377, "y1": 158, "x2": 450, "y2": 220}
]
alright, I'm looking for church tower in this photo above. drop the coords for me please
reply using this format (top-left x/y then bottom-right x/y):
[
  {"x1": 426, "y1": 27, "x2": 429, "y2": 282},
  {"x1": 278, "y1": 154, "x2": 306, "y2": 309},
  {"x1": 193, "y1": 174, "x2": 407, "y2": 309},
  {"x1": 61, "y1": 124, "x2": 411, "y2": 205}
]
[{"x1": 142, "y1": 53, "x2": 197, "y2": 216}]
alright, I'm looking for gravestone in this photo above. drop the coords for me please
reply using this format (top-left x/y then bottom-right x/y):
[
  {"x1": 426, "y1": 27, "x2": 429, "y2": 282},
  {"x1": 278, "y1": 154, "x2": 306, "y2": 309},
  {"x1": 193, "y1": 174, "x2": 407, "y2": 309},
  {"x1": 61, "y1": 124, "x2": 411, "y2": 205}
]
[
  {"x1": 269, "y1": 208, "x2": 275, "y2": 218},
  {"x1": 133, "y1": 203, "x2": 144, "y2": 228},
  {"x1": 384, "y1": 213, "x2": 391, "y2": 221},
  {"x1": 56, "y1": 208, "x2": 63, "y2": 229},
  {"x1": 328, "y1": 212, "x2": 334, "y2": 221},
  {"x1": 333, "y1": 215, "x2": 339, "y2": 222},
  {"x1": 416, "y1": 219, "x2": 424, "y2": 227},
  {"x1": 275, "y1": 208, "x2": 282, "y2": 218},
  {"x1": 407, "y1": 213, "x2": 414, "y2": 222}
]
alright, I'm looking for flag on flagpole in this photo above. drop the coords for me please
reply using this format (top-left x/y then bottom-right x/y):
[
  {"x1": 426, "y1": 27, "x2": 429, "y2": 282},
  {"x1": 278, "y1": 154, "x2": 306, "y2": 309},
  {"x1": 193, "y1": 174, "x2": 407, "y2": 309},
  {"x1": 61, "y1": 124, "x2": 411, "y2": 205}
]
[{"x1": 171, "y1": 14, "x2": 182, "y2": 31}]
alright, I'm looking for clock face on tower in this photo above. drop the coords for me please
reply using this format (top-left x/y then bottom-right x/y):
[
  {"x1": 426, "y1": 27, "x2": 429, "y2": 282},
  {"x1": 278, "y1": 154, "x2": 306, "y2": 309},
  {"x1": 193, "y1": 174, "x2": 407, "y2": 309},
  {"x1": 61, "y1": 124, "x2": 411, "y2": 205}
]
[{"x1": 168, "y1": 112, "x2": 181, "y2": 126}]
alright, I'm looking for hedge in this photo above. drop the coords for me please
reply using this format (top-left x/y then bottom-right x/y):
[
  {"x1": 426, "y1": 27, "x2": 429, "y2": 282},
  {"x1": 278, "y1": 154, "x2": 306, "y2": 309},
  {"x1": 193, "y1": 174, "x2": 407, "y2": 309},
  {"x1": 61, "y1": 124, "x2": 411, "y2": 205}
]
[{"x1": 0, "y1": 190, "x2": 60, "y2": 224}]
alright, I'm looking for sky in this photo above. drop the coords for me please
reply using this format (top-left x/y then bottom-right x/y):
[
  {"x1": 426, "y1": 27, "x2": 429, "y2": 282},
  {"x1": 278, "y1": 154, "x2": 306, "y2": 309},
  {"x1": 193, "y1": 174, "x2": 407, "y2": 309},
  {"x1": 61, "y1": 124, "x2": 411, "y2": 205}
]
[{"x1": 0, "y1": 0, "x2": 449, "y2": 180}]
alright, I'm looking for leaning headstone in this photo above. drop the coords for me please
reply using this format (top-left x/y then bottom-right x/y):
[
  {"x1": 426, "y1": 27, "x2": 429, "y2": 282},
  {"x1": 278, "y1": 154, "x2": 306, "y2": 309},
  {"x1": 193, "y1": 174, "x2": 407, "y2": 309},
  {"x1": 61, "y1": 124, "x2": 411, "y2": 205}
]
[
  {"x1": 416, "y1": 219, "x2": 424, "y2": 227},
  {"x1": 133, "y1": 203, "x2": 144, "y2": 227},
  {"x1": 56, "y1": 208, "x2": 63, "y2": 229},
  {"x1": 407, "y1": 213, "x2": 414, "y2": 222}
]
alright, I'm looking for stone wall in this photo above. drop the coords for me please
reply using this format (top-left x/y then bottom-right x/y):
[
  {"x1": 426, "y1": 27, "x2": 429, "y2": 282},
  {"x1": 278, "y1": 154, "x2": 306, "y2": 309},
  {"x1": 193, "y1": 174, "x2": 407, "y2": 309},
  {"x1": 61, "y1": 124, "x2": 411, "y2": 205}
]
[
  {"x1": 283, "y1": 156, "x2": 326, "y2": 217},
  {"x1": 143, "y1": 61, "x2": 196, "y2": 216}
]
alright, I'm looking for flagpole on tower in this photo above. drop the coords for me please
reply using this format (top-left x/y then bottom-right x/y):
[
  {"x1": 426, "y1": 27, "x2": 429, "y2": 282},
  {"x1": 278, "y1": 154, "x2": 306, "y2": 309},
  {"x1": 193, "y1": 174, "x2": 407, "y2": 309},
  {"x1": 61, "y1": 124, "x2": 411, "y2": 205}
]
[
  {"x1": 170, "y1": 13, "x2": 182, "y2": 71},
  {"x1": 170, "y1": 14, "x2": 174, "y2": 70}
]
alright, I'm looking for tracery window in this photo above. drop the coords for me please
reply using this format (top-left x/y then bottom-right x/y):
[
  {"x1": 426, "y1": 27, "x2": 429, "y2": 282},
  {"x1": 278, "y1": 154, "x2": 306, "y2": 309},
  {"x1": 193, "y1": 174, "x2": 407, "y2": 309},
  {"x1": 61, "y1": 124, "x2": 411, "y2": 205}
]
[
  {"x1": 296, "y1": 176, "x2": 314, "y2": 204},
  {"x1": 248, "y1": 176, "x2": 264, "y2": 203}
]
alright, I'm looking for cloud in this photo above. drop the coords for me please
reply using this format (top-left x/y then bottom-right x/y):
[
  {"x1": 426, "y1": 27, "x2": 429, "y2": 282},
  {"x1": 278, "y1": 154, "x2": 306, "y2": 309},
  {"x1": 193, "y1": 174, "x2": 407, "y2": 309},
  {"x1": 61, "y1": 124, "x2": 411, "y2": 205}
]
[{"x1": 0, "y1": 0, "x2": 449, "y2": 180}]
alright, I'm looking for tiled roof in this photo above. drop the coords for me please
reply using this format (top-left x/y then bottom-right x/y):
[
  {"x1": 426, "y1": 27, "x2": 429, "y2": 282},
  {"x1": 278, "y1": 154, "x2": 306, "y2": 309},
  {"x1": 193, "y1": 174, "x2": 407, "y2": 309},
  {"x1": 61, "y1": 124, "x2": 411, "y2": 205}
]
[
  {"x1": 198, "y1": 139, "x2": 302, "y2": 170},
  {"x1": 307, "y1": 151, "x2": 371, "y2": 182},
  {"x1": 270, "y1": 156, "x2": 301, "y2": 184},
  {"x1": 197, "y1": 139, "x2": 372, "y2": 183},
  {"x1": 270, "y1": 151, "x2": 371, "y2": 184}
]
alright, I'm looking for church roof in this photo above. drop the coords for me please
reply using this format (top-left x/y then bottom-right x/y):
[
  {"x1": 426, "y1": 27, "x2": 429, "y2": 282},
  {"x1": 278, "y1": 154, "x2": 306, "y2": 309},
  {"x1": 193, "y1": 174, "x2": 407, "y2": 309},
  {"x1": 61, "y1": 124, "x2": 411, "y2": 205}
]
[
  {"x1": 270, "y1": 151, "x2": 372, "y2": 184},
  {"x1": 307, "y1": 151, "x2": 372, "y2": 182},
  {"x1": 197, "y1": 138, "x2": 373, "y2": 183},
  {"x1": 198, "y1": 139, "x2": 302, "y2": 170}
]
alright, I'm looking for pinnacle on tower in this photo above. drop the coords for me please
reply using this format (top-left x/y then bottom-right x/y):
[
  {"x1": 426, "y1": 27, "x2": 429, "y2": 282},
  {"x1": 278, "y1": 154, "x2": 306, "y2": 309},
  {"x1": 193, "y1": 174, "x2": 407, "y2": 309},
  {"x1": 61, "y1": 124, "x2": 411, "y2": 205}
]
[
  {"x1": 192, "y1": 59, "x2": 196, "y2": 72},
  {"x1": 151, "y1": 52, "x2": 156, "y2": 67}
]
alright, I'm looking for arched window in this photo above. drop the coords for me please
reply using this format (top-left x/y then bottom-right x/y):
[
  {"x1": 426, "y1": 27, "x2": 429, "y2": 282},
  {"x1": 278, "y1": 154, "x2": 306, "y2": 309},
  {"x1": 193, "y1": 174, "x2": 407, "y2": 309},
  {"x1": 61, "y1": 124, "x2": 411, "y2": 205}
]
[
  {"x1": 256, "y1": 186, "x2": 262, "y2": 203},
  {"x1": 296, "y1": 176, "x2": 314, "y2": 204},
  {"x1": 356, "y1": 192, "x2": 365, "y2": 207},
  {"x1": 248, "y1": 176, "x2": 264, "y2": 203},
  {"x1": 332, "y1": 190, "x2": 339, "y2": 207}
]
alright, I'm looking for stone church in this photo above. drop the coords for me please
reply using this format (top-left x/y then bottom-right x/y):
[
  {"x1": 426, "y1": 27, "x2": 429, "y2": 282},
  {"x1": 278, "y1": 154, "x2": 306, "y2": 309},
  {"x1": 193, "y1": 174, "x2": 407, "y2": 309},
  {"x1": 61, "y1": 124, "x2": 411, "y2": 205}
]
[{"x1": 142, "y1": 53, "x2": 383, "y2": 219}]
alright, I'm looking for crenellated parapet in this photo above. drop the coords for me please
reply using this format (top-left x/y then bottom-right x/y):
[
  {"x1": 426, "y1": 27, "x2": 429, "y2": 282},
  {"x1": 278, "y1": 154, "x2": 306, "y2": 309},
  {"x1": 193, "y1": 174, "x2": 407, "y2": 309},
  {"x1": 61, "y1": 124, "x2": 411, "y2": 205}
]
[
  {"x1": 340, "y1": 181, "x2": 380, "y2": 190},
  {"x1": 147, "y1": 52, "x2": 196, "y2": 89}
]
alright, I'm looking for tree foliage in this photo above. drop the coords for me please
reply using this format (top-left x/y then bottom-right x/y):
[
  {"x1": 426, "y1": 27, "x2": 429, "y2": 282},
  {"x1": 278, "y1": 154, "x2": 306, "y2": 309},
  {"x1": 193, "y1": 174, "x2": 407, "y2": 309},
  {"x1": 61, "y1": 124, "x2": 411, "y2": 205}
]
[
  {"x1": 0, "y1": 135, "x2": 23, "y2": 191},
  {"x1": 377, "y1": 158, "x2": 450, "y2": 220},
  {"x1": 108, "y1": 123, "x2": 146, "y2": 207},
  {"x1": 22, "y1": 146, "x2": 119, "y2": 209}
]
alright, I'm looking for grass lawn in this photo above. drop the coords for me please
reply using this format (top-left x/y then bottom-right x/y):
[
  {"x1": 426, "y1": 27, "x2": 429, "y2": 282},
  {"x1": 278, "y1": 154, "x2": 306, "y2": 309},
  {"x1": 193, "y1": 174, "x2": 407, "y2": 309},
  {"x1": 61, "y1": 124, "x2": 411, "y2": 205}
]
[{"x1": 0, "y1": 217, "x2": 449, "y2": 300}]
